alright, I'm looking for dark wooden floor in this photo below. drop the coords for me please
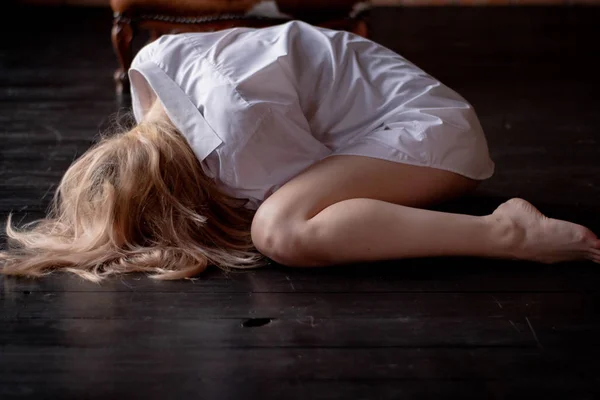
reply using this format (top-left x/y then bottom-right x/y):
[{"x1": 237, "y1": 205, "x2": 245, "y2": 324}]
[{"x1": 2, "y1": 5, "x2": 600, "y2": 399}]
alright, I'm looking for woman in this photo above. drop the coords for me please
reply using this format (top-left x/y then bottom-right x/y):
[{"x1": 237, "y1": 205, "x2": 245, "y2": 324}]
[{"x1": 2, "y1": 21, "x2": 598, "y2": 282}]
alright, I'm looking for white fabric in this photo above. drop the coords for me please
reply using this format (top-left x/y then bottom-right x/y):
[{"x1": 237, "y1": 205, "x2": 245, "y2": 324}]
[
  {"x1": 245, "y1": 1, "x2": 292, "y2": 19},
  {"x1": 129, "y1": 20, "x2": 495, "y2": 211}
]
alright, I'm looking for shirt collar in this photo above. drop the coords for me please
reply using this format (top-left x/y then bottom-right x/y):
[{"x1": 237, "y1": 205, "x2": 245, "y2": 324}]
[{"x1": 129, "y1": 61, "x2": 223, "y2": 162}]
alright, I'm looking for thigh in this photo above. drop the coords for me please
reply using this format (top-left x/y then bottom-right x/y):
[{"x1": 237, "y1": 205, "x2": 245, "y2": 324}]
[{"x1": 258, "y1": 155, "x2": 479, "y2": 221}]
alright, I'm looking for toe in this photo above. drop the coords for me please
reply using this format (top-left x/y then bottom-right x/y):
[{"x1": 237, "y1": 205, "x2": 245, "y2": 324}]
[
  {"x1": 585, "y1": 246, "x2": 600, "y2": 260},
  {"x1": 585, "y1": 254, "x2": 600, "y2": 263}
]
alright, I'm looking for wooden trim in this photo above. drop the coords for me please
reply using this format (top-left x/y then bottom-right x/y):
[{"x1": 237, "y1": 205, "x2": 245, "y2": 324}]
[{"x1": 19, "y1": 0, "x2": 111, "y2": 6}]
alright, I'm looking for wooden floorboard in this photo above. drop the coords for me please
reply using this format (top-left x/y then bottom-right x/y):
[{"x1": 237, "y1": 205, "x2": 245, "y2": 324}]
[{"x1": 2, "y1": 5, "x2": 600, "y2": 400}]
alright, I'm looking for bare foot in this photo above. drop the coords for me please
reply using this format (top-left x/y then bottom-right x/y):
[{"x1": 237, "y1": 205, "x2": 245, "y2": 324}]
[{"x1": 489, "y1": 198, "x2": 600, "y2": 264}]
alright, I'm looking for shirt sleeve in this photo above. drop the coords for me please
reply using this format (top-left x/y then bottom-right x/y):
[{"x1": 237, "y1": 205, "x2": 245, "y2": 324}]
[{"x1": 215, "y1": 97, "x2": 333, "y2": 206}]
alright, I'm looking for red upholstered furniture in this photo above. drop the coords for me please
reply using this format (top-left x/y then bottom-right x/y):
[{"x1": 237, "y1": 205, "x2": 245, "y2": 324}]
[{"x1": 110, "y1": 0, "x2": 370, "y2": 94}]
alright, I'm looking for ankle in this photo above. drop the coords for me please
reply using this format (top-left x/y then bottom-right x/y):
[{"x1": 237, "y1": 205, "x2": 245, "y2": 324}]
[{"x1": 482, "y1": 213, "x2": 525, "y2": 259}]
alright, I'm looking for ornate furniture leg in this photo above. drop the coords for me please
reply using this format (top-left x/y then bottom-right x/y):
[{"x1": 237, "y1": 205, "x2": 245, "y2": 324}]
[
  {"x1": 111, "y1": 14, "x2": 134, "y2": 95},
  {"x1": 149, "y1": 29, "x2": 160, "y2": 42},
  {"x1": 355, "y1": 19, "x2": 368, "y2": 38}
]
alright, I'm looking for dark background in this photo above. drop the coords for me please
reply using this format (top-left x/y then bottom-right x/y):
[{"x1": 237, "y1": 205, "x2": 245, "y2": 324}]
[{"x1": 1, "y1": 3, "x2": 600, "y2": 399}]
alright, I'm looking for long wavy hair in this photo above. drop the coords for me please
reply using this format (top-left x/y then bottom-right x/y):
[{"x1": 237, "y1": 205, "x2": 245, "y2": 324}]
[{"x1": 0, "y1": 114, "x2": 268, "y2": 282}]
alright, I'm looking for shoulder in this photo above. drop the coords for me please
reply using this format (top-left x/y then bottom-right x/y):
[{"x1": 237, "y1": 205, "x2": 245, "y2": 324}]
[{"x1": 131, "y1": 34, "x2": 198, "y2": 73}]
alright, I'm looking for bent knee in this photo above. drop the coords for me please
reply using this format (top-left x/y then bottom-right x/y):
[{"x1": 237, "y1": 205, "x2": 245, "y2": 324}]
[
  {"x1": 251, "y1": 220, "x2": 308, "y2": 266},
  {"x1": 251, "y1": 206, "x2": 321, "y2": 267}
]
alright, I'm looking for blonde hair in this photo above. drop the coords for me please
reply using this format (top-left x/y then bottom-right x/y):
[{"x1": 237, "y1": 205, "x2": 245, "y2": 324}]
[{"x1": 0, "y1": 118, "x2": 268, "y2": 282}]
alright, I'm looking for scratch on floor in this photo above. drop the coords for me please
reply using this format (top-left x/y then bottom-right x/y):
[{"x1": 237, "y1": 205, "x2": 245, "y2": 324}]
[
  {"x1": 525, "y1": 316, "x2": 543, "y2": 350},
  {"x1": 45, "y1": 125, "x2": 63, "y2": 144},
  {"x1": 509, "y1": 319, "x2": 521, "y2": 333},
  {"x1": 296, "y1": 316, "x2": 317, "y2": 327},
  {"x1": 491, "y1": 295, "x2": 503, "y2": 309},
  {"x1": 285, "y1": 275, "x2": 296, "y2": 291}
]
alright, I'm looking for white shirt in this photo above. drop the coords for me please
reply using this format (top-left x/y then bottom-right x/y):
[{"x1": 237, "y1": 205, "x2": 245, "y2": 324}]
[{"x1": 129, "y1": 20, "x2": 495, "y2": 210}]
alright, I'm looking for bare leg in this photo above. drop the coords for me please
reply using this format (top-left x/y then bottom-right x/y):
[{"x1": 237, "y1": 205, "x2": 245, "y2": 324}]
[
  {"x1": 251, "y1": 155, "x2": 600, "y2": 266},
  {"x1": 300, "y1": 197, "x2": 599, "y2": 266}
]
